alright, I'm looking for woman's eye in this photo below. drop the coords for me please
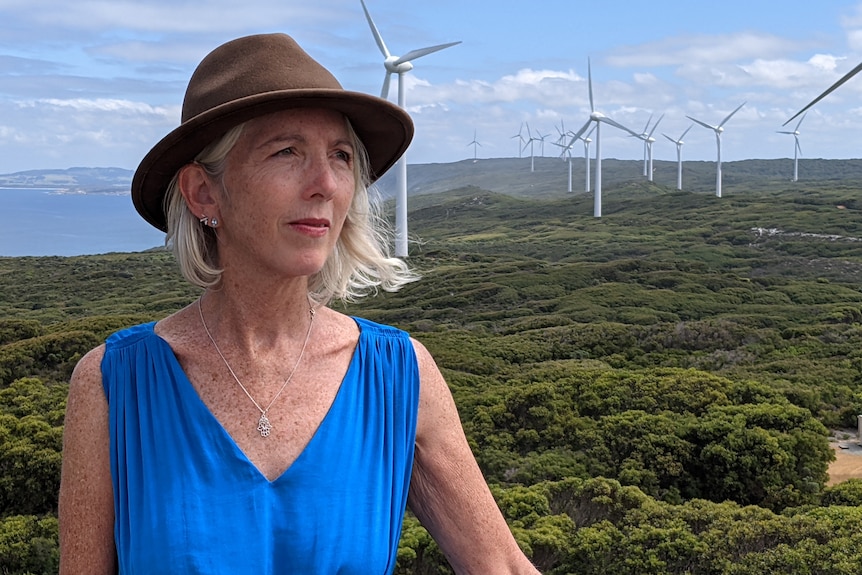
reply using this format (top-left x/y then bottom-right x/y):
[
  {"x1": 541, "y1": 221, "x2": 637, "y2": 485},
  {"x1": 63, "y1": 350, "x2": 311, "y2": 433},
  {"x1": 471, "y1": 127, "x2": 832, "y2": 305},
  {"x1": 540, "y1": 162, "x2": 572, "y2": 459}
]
[
  {"x1": 335, "y1": 150, "x2": 352, "y2": 163},
  {"x1": 277, "y1": 147, "x2": 295, "y2": 156}
]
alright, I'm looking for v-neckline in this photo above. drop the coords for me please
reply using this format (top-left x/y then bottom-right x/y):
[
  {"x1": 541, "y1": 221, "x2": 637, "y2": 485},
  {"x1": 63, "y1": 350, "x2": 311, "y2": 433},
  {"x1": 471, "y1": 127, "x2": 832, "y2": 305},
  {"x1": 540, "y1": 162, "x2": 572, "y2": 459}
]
[{"x1": 150, "y1": 320, "x2": 362, "y2": 484}]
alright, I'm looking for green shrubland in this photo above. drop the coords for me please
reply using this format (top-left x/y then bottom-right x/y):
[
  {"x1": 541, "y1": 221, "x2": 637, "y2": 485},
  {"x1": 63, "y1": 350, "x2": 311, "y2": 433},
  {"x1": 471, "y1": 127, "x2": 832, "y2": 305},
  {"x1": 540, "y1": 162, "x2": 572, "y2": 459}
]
[{"x1": 4, "y1": 181, "x2": 862, "y2": 573}]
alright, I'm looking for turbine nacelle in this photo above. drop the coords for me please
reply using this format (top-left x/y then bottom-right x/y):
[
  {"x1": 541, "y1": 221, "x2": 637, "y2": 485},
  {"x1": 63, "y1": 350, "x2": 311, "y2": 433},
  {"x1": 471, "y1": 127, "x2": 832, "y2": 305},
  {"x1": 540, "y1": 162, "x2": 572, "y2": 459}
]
[
  {"x1": 591, "y1": 111, "x2": 605, "y2": 121},
  {"x1": 384, "y1": 56, "x2": 414, "y2": 74}
]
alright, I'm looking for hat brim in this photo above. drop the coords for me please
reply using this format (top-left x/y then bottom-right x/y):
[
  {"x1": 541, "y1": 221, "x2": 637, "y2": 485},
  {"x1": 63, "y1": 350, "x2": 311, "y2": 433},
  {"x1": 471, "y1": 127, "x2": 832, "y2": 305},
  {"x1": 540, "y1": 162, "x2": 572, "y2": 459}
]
[{"x1": 132, "y1": 89, "x2": 413, "y2": 232}]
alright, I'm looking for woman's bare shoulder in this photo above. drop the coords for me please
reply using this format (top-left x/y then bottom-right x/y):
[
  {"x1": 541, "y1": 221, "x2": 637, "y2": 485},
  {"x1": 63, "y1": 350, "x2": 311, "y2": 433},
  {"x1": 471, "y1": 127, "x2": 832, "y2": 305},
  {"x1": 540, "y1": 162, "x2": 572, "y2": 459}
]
[{"x1": 70, "y1": 344, "x2": 106, "y2": 388}]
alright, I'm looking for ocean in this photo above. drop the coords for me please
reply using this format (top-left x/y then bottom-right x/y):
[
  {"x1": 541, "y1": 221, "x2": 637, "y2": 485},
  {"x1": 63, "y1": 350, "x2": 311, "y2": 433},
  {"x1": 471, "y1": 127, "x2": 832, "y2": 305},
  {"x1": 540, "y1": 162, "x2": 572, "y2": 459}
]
[{"x1": 0, "y1": 188, "x2": 166, "y2": 257}]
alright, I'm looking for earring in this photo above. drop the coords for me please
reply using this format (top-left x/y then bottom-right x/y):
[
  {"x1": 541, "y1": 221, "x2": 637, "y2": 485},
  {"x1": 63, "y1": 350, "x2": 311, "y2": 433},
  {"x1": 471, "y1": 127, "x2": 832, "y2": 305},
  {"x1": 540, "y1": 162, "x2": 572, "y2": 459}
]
[
  {"x1": 199, "y1": 215, "x2": 208, "y2": 225},
  {"x1": 209, "y1": 217, "x2": 219, "y2": 228}
]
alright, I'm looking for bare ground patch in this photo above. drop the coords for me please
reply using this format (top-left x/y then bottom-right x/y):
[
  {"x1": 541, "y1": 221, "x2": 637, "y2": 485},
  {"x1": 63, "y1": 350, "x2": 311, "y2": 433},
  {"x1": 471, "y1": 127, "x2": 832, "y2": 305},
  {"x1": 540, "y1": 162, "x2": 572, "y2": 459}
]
[{"x1": 828, "y1": 430, "x2": 862, "y2": 486}]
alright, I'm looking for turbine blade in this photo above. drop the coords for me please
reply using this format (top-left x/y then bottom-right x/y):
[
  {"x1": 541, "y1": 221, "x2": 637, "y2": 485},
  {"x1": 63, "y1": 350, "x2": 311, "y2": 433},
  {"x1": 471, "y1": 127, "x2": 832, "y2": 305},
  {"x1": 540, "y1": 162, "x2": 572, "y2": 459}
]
[
  {"x1": 663, "y1": 133, "x2": 676, "y2": 144},
  {"x1": 642, "y1": 113, "x2": 654, "y2": 134},
  {"x1": 784, "y1": 61, "x2": 862, "y2": 126},
  {"x1": 602, "y1": 116, "x2": 639, "y2": 137},
  {"x1": 587, "y1": 58, "x2": 595, "y2": 113},
  {"x1": 794, "y1": 112, "x2": 807, "y2": 131},
  {"x1": 647, "y1": 113, "x2": 665, "y2": 138},
  {"x1": 680, "y1": 124, "x2": 693, "y2": 140},
  {"x1": 360, "y1": 0, "x2": 391, "y2": 58},
  {"x1": 796, "y1": 137, "x2": 802, "y2": 156},
  {"x1": 686, "y1": 115, "x2": 717, "y2": 131},
  {"x1": 511, "y1": 122, "x2": 524, "y2": 140},
  {"x1": 718, "y1": 101, "x2": 746, "y2": 128},
  {"x1": 776, "y1": 130, "x2": 794, "y2": 135},
  {"x1": 551, "y1": 141, "x2": 569, "y2": 158},
  {"x1": 381, "y1": 72, "x2": 392, "y2": 99},
  {"x1": 395, "y1": 41, "x2": 461, "y2": 65},
  {"x1": 569, "y1": 119, "x2": 593, "y2": 146}
]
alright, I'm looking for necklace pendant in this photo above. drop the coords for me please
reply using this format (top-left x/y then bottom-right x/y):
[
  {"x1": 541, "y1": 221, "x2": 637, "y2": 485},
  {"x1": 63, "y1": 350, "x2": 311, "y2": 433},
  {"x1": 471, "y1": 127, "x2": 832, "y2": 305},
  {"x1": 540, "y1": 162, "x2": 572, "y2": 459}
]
[{"x1": 257, "y1": 414, "x2": 273, "y2": 437}]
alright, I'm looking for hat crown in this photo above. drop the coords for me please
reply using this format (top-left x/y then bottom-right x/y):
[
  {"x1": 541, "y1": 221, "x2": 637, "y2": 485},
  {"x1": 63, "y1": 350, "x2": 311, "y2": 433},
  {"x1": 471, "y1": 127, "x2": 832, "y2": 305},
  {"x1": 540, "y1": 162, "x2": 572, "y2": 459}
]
[
  {"x1": 133, "y1": 32, "x2": 413, "y2": 232},
  {"x1": 182, "y1": 33, "x2": 343, "y2": 123}
]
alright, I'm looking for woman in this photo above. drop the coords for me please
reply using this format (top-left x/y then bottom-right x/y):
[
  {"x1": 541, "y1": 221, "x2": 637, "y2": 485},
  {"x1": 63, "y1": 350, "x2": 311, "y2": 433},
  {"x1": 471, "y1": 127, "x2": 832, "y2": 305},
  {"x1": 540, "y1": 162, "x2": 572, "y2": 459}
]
[{"x1": 58, "y1": 33, "x2": 540, "y2": 574}]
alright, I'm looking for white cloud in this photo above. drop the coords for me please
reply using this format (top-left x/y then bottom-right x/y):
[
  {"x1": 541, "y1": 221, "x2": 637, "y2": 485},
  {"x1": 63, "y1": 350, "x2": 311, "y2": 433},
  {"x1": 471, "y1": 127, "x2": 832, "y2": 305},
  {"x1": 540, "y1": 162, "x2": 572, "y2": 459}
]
[
  {"x1": 32, "y1": 98, "x2": 173, "y2": 116},
  {"x1": 605, "y1": 32, "x2": 803, "y2": 68}
]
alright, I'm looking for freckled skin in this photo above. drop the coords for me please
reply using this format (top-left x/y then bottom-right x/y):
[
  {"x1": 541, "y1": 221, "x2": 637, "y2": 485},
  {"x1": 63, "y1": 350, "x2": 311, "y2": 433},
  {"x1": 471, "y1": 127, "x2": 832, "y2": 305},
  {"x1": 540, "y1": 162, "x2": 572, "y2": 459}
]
[{"x1": 212, "y1": 108, "x2": 356, "y2": 285}]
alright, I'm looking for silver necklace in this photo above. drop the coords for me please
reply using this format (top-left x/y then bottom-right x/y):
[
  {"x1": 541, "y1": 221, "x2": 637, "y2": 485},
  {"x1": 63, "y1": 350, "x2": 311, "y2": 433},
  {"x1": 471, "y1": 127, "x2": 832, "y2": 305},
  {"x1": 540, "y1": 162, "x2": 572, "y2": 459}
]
[{"x1": 198, "y1": 297, "x2": 316, "y2": 437}]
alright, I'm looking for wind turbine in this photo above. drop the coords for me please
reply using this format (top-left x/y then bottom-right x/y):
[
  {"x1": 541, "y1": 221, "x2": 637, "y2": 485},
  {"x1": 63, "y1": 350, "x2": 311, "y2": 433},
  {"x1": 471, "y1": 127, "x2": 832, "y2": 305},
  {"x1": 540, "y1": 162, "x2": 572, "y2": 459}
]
[
  {"x1": 776, "y1": 113, "x2": 805, "y2": 182},
  {"x1": 535, "y1": 129, "x2": 549, "y2": 157},
  {"x1": 522, "y1": 123, "x2": 539, "y2": 172},
  {"x1": 555, "y1": 120, "x2": 569, "y2": 148},
  {"x1": 511, "y1": 123, "x2": 526, "y2": 158},
  {"x1": 634, "y1": 114, "x2": 664, "y2": 182},
  {"x1": 566, "y1": 58, "x2": 640, "y2": 217},
  {"x1": 360, "y1": 0, "x2": 461, "y2": 257},
  {"x1": 686, "y1": 101, "x2": 746, "y2": 198},
  {"x1": 554, "y1": 123, "x2": 595, "y2": 194},
  {"x1": 663, "y1": 124, "x2": 693, "y2": 190},
  {"x1": 467, "y1": 129, "x2": 481, "y2": 162},
  {"x1": 637, "y1": 114, "x2": 654, "y2": 176}
]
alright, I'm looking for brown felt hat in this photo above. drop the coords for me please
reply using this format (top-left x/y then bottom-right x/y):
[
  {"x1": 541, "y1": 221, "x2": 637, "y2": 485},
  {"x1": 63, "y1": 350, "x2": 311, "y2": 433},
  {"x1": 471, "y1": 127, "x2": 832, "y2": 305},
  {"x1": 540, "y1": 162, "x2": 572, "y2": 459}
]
[{"x1": 132, "y1": 33, "x2": 414, "y2": 232}]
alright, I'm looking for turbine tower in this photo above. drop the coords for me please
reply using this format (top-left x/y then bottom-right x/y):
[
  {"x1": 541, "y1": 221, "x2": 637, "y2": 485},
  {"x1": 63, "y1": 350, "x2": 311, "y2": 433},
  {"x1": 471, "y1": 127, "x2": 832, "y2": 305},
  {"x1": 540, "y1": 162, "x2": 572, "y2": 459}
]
[
  {"x1": 776, "y1": 113, "x2": 805, "y2": 182},
  {"x1": 662, "y1": 124, "x2": 692, "y2": 190},
  {"x1": 566, "y1": 59, "x2": 639, "y2": 217},
  {"x1": 360, "y1": 0, "x2": 461, "y2": 257},
  {"x1": 579, "y1": 125, "x2": 595, "y2": 193},
  {"x1": 467, "y1": 129, "x2": 481, "y2": 162},
  {"x1": 553, "y1": 136, "x2": 576, "y2": 193},
  {"x1": 686, "y1": 102, "x2": 746, "y2": 198}
]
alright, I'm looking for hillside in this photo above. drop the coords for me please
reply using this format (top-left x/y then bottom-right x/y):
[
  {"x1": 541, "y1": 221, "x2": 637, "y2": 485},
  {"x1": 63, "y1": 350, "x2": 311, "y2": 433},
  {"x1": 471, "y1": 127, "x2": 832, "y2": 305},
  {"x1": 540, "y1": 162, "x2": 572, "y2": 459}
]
[
  {"x1": 6, "y1": 156, "x2": 862, "y2": 199},
  {"x1": 0, "y1": 166, "x2": 133, "y2": 193},
  {"x1": 375, "y1": 156, "x2": 862, "y2": 199},
  {"x1": 4, "y1": 176, "x2": 862, "y2": 573}
]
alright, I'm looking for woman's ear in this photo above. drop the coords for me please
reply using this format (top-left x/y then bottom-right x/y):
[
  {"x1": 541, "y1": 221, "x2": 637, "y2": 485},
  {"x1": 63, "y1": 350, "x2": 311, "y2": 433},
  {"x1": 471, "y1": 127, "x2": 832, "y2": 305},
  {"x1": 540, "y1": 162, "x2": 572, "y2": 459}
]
[{"x1": 178, "y1": 163, "x2": 220, "y2": 221}]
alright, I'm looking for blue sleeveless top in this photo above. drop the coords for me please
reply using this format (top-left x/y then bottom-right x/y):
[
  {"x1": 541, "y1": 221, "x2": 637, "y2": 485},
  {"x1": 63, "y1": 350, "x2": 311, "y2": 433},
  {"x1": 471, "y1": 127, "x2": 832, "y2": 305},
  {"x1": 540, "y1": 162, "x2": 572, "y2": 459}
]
[{"x1": 101, "y1": 317, "x2": 420, "y2": 574}]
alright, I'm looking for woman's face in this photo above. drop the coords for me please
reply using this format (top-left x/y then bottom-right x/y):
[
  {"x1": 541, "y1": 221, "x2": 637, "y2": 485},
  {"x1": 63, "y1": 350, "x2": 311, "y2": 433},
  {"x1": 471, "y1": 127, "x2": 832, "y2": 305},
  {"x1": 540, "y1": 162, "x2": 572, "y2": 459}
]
[{"x1": 214, "y1": 107, "x2": 356, "y2": 282}]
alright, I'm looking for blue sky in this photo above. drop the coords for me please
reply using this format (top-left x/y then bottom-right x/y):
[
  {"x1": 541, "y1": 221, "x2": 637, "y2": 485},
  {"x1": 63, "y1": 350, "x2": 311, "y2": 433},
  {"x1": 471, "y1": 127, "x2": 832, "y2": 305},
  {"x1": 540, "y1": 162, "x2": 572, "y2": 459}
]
[{"x1": 2, "y1": 0, "x2": 862, "y2": 175}]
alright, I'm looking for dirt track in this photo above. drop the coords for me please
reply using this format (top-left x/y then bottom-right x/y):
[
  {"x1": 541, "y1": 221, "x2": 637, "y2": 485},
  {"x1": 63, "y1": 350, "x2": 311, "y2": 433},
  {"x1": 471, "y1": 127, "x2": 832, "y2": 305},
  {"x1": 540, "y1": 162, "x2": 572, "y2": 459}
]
[{"x1": 828, "y1": 447, "x2": 862, "y2": 485}]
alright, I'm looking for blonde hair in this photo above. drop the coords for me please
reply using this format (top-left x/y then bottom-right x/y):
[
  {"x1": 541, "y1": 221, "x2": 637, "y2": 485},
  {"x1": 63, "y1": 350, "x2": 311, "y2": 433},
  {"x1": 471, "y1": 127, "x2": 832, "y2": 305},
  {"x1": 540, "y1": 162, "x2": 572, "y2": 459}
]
[{"x1": 163, "y1": 118, "x2": 417, "y2": 303}]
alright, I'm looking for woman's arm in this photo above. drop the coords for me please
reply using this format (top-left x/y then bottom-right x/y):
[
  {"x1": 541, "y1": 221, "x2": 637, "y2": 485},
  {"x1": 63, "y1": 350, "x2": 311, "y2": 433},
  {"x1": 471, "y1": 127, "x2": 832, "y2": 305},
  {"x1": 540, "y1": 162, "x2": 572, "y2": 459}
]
[
  {"x1": 58, "y1": 345, "x2": 117, "y2": 574},
  {"x1": 408, "y1": 338, "x2": 541, "y2": 574}
]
